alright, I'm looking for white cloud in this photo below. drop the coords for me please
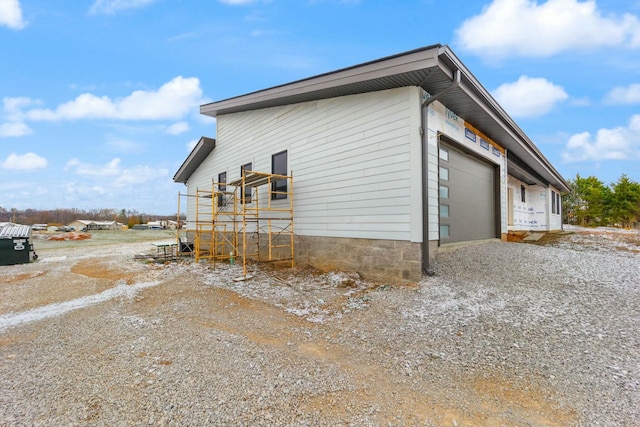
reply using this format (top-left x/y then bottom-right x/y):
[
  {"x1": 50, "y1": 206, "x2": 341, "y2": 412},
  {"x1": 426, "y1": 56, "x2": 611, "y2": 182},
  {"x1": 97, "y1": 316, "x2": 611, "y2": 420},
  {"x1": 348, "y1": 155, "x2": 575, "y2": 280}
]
[
  {"x1": 66, "y1": 158, "x2": 121, "y2": 177},
  {"x1": 0, "y1": 0, "x2": 26, "y2": 29},
  {"x1": 89, "y1": 0, "x2": 156, "y2": 15},
  {"x1": 105, "y1": 137, "x2": 144, "y2": 153},
  {"x1": 455, "y1": 0, "x2": 640, "y2": 59},
  {"x1": 604, "y1": 83, "x2": 640, "y2": 104},
  {"x1": 492, "y1": 76, "x2": 568, "y2": 118},
  {"x1": 0, "y1": 122, "x2": 32, "y2": 137},
  {"x1": 166, "y1": 121, "x2": 190, "y2": 135},
  {"x1": 1, "y1": 152, "x2": 47, "y2": 170},
  {"x1": 65, "y1": 157, "x2": 168, "y2": 187},
  {"x1": 3, "y1": 96, "x2": 40, "y2": 122},
  {"x1": 23, "y1": 76, "x2": 203, "y2": 122},
  {"x1": 114, "y1": 165, "x2": 168, "y2": 186},
  {"x1": 562, "y1": 114, "x2": 640, "y2": 162}
]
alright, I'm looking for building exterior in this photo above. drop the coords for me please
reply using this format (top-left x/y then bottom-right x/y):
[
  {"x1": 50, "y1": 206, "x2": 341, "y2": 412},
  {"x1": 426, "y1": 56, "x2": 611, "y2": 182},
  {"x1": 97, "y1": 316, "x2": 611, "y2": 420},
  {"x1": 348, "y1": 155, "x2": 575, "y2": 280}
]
[
  {"x1": 69, "y1": 220, "x2": 121, "y2": 231},
  {"x1": 174, "y1": 44, "x2": 569, "y2": 282}
]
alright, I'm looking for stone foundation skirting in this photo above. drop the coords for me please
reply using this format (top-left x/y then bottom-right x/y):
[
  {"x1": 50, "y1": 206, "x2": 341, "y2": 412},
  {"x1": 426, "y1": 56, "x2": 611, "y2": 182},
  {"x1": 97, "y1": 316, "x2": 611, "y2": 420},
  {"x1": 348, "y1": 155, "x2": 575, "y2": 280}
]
[{"x1": 295, "y1": 235, "x2": 423, "y2": 283}]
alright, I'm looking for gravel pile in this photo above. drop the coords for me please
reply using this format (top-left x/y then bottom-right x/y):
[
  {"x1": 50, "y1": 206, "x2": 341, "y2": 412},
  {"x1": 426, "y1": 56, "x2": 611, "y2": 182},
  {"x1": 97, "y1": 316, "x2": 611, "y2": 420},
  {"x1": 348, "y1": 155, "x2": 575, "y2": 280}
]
[{"x1": 0, "y1": 229, "x2": 638, "y2": 426}]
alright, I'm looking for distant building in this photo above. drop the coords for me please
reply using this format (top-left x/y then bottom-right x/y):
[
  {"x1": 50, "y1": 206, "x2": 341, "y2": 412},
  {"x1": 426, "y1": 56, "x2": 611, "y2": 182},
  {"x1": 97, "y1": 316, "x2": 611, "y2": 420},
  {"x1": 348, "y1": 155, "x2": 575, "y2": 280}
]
[
  {"x1": 69, "y1": 220, "x2": 121, "y2": 231},
  {"x1": 147, "y1": 220, "x2": 179, "y2": 230}
]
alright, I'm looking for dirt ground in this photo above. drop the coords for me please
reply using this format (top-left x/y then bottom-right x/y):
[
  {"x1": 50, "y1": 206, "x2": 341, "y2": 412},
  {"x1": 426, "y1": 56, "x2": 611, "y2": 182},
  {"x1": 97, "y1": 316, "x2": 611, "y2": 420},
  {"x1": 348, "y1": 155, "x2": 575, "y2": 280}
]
[{"x1": 0, "y1": 227, "x2": 638, "y2": 426}]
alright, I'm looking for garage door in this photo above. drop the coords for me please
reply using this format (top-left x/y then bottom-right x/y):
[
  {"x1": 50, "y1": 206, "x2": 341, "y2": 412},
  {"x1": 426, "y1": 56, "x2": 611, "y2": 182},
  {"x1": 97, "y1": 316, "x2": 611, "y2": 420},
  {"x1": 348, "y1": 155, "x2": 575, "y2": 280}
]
[{"x1": 438, "y1": 141, "x2": 497, "y2": 243}]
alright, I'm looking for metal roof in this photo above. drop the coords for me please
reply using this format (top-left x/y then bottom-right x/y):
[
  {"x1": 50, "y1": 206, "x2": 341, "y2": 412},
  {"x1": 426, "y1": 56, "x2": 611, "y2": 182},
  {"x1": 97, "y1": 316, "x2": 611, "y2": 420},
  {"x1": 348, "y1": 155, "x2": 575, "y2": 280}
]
[
  {"x1": 173, "y1": 137, "x2": 216, "y2": 183},
  {"x1": 199, "y1": 44, "x2": 570, "y2": 193},
  {"x1": 0, "y1": 223, "x2": 32, "y2": 239}
]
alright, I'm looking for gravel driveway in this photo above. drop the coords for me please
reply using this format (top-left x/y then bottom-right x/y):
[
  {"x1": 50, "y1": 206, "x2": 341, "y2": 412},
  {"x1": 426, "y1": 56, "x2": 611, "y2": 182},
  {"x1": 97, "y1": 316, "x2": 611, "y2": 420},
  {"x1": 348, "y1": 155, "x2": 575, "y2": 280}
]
[{"x1": 0, "y1": 227, "x2": 638, "y2": 426}]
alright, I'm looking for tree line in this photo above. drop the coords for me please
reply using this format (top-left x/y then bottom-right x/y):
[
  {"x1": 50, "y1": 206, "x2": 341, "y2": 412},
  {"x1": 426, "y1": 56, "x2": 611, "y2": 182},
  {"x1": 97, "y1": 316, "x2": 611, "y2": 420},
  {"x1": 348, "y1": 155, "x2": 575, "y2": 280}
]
[
  {"x1": 563, "y1": 174, "x2": 640, "y2": 228},
  {"x1": 0, "y1": 207, "x2": 183, "y2": 229}
]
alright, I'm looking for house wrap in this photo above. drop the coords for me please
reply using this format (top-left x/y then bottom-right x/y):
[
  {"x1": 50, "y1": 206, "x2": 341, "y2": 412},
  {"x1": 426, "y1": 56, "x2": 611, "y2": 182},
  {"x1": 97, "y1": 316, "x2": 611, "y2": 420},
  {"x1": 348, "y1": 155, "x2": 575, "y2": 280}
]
[{"x1": 174, "y1": 44, "x2": 570, "y2": 282}]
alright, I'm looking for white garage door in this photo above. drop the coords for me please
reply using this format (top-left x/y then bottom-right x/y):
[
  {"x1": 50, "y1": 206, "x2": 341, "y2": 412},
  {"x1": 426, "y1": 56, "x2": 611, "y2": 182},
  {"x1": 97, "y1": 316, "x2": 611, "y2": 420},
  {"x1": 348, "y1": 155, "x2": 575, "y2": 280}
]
[{"x1": 438, "y1": 141, "x2": 497, "y2": 243}]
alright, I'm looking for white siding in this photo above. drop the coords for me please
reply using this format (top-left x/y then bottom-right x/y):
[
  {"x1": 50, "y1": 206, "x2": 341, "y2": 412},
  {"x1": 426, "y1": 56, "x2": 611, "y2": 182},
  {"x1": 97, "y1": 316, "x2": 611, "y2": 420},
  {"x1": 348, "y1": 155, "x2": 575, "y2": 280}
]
[
  {"x1": 187, "y1": 87, "x2": 420, "y2": 241},
  {"x1": 549, "y1": 185, "x2": 563, "y2": 231}
]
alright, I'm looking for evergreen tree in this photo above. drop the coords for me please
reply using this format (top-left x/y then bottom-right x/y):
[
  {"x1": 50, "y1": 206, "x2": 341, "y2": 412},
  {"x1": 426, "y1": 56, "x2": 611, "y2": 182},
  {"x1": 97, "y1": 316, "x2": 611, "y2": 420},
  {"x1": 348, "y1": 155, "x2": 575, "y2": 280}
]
[{"x1": 610, "y1": 174, "x2": 640, "y2": 228}]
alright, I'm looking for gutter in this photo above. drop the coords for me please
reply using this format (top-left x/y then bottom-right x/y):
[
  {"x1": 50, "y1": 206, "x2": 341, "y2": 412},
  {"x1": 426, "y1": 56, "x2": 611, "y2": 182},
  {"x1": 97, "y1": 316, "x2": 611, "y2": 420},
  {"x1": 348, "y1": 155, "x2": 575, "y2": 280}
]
[{"x1": 419, "y1": 69, "x2": 461, "y2": 276}]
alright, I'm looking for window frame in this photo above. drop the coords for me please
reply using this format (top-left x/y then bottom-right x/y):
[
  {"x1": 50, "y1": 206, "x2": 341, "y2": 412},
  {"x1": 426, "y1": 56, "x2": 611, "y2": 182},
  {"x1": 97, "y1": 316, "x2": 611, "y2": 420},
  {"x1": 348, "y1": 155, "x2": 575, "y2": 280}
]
[
  {"x1": 240, "y1": 163, "x2": 252, "y2": 204},
  {"x1": 271, "y1": 150, "x2": 288, "y2": 200},
  {"x1": 217, "y1": 171, "x2": 227, "y2": 207}
]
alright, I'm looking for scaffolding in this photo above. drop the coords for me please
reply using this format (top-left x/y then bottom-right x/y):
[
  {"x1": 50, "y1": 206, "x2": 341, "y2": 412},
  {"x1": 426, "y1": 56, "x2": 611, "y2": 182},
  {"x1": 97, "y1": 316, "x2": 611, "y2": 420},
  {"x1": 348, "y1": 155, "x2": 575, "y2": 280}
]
[{"x1": 177, "y1": 170, "x2": 294, "y2": 278}]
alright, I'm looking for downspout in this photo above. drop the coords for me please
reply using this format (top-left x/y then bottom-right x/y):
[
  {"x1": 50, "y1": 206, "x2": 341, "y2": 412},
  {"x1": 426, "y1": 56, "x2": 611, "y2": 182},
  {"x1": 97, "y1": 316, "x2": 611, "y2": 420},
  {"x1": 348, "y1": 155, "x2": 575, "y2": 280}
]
[{"x1": 420, "y1": 69, "x2": 461, "y2": 276}]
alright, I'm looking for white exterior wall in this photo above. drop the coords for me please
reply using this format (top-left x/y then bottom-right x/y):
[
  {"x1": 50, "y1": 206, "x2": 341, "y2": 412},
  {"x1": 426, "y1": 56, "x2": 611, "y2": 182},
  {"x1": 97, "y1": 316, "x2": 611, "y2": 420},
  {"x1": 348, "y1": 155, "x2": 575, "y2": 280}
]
[
  {"x1": 548, "y1": 185, "x2": 563, "y2": 230},
  {"x1": 187, "y1": 87, "x2": 423, "y2": 241},
  {"x1": 507, "y1": 175, "x2": 550, "y2": 231},
  {"x1": 425, "y1": 98, "x2": 507, "y2": 241}
]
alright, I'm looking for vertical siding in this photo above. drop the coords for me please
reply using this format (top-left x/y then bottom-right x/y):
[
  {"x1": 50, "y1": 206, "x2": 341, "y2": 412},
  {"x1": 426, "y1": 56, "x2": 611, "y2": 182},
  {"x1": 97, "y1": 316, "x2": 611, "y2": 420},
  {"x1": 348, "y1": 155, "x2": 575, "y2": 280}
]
[{"x1": 187, "y1": 87, "x2": 419, "y2": 241}]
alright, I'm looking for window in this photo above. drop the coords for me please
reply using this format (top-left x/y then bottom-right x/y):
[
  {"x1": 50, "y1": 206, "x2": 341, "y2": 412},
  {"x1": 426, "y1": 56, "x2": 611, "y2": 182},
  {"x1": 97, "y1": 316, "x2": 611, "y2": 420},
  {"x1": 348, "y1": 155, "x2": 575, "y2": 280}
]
[
  {"x1": 439, "y1": 166, "x2": 449, "y2": 181},
  {"x1": 552, "y1": 191, "x2": 561, "y2": 215},
  {"x1": 439, "y1": 147, "x2": 449, "y2": 161},
  {"x1": 520, "y1": 185, "x2": 526, "y2": 203},
  {"x1": 271, "y1": 150, "x2": 287, "y2": 200},
  {"x1": 241, "y1": 163, "x2": 252, "y2": 203},
  {"x1": 440, "y1": 225, "x2": 450, "y2": 238},
  {"x1": 439, "y1": 185, "x2": 449, "y2": 199},
  {"x1": 217, "y1": 172, "x2": 226, "y2": 207},
  {"x1": 439, "y1": 205, "x2": 449, "y2": 218}
]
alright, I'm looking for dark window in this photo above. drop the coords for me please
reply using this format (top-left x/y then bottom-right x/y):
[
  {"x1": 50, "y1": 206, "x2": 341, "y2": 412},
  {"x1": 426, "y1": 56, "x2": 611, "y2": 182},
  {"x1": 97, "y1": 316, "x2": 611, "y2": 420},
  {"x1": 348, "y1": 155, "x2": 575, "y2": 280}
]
[
  {"x1": 552, "y1": 190, "x2": 556, "y2": 214},
  {"x1": 556, "y1": 192, "x2": 561, "y2": 215},
  {"x1": 241, "y1": 163, "x2": 252, "y2": 204},
  {"x1": 218, "y1": 172, "x2": 226, "y2": 207},
  {"x1": 521, "y1": 185, "x2": 526, "y2": 203},
  {"x1": 271, "y1": 150, "x2": 287, "y2": 200}
]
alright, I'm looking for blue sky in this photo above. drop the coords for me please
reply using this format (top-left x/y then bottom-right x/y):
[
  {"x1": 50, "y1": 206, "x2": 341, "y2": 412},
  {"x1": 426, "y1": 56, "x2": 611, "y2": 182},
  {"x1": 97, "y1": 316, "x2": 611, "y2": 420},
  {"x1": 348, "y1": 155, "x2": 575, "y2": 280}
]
[{"x1": 1, "y1": 0, "x2": 639, "y2": 215}]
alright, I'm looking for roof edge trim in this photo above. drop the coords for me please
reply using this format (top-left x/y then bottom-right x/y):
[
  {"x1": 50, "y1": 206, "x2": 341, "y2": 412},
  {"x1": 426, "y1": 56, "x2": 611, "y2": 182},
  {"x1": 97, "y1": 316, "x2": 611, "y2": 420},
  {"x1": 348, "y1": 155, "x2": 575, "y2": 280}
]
[{"x1": 173, "y1": 137, "x2": 216, "y2": 184}]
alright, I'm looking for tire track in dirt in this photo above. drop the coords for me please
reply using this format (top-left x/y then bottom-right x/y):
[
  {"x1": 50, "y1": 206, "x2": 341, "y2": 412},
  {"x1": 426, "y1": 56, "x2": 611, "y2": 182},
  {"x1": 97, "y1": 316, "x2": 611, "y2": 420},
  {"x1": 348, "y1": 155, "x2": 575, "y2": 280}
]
[
  {"x1": 145, "y1": 284, "x2": 578, "y2": 426},
  {"x1": 1, "y1": 259, "x2": 139, "y2": 315}
]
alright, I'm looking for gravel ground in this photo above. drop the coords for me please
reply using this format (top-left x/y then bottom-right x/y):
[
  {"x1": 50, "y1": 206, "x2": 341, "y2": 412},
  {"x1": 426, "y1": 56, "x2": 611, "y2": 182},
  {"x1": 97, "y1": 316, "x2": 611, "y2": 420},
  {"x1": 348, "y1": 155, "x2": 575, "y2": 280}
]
[{"x1": 0, "y1": 227, "x2": 638, "y2": 426}]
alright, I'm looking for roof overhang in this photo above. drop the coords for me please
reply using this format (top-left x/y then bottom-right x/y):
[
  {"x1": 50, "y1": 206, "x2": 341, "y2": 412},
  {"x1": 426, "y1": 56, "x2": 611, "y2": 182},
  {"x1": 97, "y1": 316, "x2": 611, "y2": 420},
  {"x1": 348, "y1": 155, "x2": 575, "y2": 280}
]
[
  {"x1": 200, "y1": 44, "x2": 570, "y2": 193},
  {"x1": 173, "y1": 136, "x2": 216, "y2": 183},
  {"x1": 507, "y1": 153, "x2": 548, "y2": 187}
]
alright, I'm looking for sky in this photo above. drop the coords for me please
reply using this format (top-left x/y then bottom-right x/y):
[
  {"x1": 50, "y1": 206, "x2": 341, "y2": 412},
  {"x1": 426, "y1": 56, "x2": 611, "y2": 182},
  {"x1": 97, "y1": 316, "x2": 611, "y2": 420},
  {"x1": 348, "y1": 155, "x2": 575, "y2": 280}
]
[{"x1": 1, "y1": 0, "x2": 639, "y2": 215}]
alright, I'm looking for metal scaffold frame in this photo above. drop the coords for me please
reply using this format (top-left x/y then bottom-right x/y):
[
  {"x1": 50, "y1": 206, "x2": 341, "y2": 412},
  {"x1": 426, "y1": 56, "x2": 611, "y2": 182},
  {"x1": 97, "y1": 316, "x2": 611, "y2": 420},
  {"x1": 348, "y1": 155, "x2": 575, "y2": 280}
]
[{"x1": 177, "y1": 170, "x2": 294, "y2": 278}]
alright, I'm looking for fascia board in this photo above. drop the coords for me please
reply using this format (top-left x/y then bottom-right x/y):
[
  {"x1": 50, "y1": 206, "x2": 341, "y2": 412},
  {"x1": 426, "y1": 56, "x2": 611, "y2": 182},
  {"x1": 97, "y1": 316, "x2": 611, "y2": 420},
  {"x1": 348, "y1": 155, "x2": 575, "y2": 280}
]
[{"x1": 201, "y1": 47, "x2": 441, "y2": 117}]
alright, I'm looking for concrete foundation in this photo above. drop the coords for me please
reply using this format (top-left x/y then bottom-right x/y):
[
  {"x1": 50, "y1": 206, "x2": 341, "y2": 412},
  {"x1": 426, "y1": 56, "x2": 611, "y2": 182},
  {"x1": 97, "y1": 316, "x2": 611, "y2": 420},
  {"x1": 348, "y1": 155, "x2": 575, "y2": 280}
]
[{"x1": 295, "y1": 235, "x2": 423, "y2": 283}]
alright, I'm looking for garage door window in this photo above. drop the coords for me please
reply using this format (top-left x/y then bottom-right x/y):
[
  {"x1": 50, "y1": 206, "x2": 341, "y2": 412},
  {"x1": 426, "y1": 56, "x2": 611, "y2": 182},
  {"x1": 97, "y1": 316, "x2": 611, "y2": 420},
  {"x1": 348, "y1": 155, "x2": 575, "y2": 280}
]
[
  {"x1": 440, "y1": 205, "x2": 449, "y2": 217},
  {"x1": 440, "y1": 225, "x2": 450, "y2": 238},
  {"x1": 439, "y1": 147, "x2": 449, "y2": 161}
]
